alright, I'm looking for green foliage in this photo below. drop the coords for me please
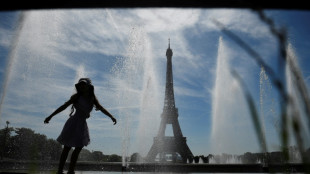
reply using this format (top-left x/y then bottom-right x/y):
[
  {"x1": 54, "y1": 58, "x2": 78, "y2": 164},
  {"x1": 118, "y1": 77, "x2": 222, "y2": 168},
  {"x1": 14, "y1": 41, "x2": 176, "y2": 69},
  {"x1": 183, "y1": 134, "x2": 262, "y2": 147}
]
[
  {"x1": 0, "y1": 127, "x2": 62, "y2": 160},
  {"x1": 107, "y1": 154, "x2": 122, "y2": 162},
  {"x1": 0, "y1": 126, "x2": 14, "y2": 159},
  {"x1": 76, "y1": 149, "x2": 122, "y2": 162},
  {"x1": 130, "y1": 152, "x2": 143, "y2": 162},
  {"x1": 0, "y1": 126, "x2": 122, "y2": 162}
]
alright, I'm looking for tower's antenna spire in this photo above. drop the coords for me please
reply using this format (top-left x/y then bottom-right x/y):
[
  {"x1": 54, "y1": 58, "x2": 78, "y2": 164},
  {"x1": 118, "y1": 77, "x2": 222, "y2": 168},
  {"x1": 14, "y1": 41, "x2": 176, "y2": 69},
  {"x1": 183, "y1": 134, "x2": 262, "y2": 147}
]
[{"x1": 168, "y1": 38, "x2": 170, "y2": 48}]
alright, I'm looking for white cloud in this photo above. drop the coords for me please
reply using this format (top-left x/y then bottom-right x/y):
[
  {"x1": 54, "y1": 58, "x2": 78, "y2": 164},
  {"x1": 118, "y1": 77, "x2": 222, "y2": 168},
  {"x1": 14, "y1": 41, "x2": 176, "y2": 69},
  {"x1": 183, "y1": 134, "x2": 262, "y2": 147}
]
[
  {"x1": 200, "y1": 9, "x2": 272, "y2": 39},
  {"x1": 134, "y1": 8, "x2": 200, "y2": 32},
  {"x1": 174, "y1": 85, "x2": 205, "y2": 98}
]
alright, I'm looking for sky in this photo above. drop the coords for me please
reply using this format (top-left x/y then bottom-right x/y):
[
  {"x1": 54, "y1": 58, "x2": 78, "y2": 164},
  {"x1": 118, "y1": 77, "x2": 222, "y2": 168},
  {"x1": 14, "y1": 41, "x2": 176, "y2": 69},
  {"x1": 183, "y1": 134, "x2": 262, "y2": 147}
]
[{"x1": 0, "y1": 8, "x2": 310, "y2": 157}]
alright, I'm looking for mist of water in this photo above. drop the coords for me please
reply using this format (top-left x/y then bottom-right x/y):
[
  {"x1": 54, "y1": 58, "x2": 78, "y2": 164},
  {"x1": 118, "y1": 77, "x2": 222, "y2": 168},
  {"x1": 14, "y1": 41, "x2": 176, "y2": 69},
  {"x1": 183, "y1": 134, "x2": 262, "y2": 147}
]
[
  {"x1": 259, "y1": 66, "x2": 272, "y2": 152},
  {"x1": 0, "y1": 12, "x2": 27, "y2": 123},
  {"x1": 0, "y1": 11, "x2": 78, "y2": 127},
  {"x1": 286, "y1": 43, "x2": 310, "y2": 151},
  {"x1": 211, "y1": 36, "x2": 258, "y2": 155},
  {"x1": 259, "y1": 66, "x2": 268, "y2": 145},
  {"x1": 74, "y1": 65, "x2": 88, "y2": 82},
  {"x1": 111, "y1": 27, "x2": 161, "y2": 165}
]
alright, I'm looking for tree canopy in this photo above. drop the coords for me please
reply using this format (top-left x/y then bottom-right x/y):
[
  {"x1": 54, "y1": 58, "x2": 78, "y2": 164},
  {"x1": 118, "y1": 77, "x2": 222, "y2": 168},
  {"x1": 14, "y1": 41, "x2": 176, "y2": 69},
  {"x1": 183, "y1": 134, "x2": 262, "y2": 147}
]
[{"x1": 0, "y1": 126, "x2": 121, "y2": 162}]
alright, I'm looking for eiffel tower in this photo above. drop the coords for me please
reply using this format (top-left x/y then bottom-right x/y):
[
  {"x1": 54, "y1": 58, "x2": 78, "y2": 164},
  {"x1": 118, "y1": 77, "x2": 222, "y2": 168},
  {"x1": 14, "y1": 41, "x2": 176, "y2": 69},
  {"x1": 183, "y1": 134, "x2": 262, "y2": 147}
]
[{"x1": 146, "y1": 39, "x2": 193, "y2": 163}]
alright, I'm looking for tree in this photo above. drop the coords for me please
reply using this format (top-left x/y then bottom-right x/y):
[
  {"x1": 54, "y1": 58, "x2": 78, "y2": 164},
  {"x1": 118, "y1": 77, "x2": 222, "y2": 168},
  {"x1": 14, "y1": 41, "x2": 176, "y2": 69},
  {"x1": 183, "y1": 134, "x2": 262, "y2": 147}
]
[
  {"x1": 1, "y1": 126, "x2": 62, "y2": 161},
  {"x1": 0, "y1": 123, "x2": 14, "y2": 159},
  {"x1": 108, "y1": 154, "x2": 122, "y2": 162},
  {"x1": 46, "y1": 139, "x2": 62, "y2": 161},
  {"x1": 130, "y1": 152, "x2": 143, "y2": 162},
  {"x1": 92, "y1": 151, "x2": 105, "y2": 161},
  {"x1": 243, "y1": 152, "x2": 256, "y2": 164},
  {"x1": 13, "y1": 128, "x2": 39, "y2": 160},
  {"x1": 0, "y1": 126, "x2": 123, "y2": 162},
  {"x1": 78, "y1": 149, "x2": 93, "y2": 161}
]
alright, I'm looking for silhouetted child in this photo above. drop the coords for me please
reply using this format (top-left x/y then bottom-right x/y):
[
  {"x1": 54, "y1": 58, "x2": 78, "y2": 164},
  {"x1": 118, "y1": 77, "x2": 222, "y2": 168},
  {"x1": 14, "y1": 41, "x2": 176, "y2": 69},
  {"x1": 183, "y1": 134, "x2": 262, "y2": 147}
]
[{"x1": 44, "y1": 78, "x2": 117, "y2": 174}]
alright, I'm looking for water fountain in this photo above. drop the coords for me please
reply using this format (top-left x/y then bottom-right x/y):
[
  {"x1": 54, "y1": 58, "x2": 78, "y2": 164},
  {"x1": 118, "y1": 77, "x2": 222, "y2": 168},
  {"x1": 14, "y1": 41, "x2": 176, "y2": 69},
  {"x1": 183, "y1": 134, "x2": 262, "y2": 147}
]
[
  {"x1": 211, "y1": 36, "x2": 258, "y2": 155},
  {"x1": 210, "y1": 37, "x2": 308, "y2": 166},
  {"x1": 0, "y1": 12, "x2": 27, "y2": 122},
  {"x1": 259, "y1": 65, "x2": 269, "y2": 150},
  {"x1": 111, "y1": 26, "x2": 162, "y2": 167},
  {"x1": 285, "y1": 43, "x2": 310, "y2": 155}
]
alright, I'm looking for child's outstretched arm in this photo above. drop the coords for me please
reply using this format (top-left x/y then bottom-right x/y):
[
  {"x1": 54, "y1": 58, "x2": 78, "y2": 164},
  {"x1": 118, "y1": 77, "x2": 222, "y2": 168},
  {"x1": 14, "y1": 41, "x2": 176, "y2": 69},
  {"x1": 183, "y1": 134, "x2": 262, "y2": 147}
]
[
  {"x1": 44, "y1": 94, "x2": 77, "y2": 124},
  {"x1": 94, "y1": 97, "x2": 117, "y2": 125}
]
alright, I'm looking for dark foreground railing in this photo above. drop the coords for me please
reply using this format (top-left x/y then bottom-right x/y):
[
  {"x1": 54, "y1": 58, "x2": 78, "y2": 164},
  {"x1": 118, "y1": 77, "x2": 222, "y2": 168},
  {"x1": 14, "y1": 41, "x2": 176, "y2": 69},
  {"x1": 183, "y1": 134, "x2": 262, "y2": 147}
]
[{"x1": 0, "y1": 160, "x2": 309, "y2": 173}]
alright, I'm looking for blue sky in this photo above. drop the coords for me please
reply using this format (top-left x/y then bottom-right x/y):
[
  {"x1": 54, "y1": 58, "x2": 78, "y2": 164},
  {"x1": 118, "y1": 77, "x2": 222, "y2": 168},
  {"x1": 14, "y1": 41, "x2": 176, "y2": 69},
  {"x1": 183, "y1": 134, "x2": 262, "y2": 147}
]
[{"x1": 0, "y1": 9, "x2": 310, "y2": 157}]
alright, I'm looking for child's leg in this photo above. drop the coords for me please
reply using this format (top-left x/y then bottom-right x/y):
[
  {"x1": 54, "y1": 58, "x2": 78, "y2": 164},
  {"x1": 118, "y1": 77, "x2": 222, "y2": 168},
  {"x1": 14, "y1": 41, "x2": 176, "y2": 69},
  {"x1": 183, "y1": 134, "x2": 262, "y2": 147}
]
[
  {"x1": 57, "y1": 146, "x2": 71, "y2": 174},
  {"x1": 68, "y1": 147, "x2": 83, "y2": 173}
]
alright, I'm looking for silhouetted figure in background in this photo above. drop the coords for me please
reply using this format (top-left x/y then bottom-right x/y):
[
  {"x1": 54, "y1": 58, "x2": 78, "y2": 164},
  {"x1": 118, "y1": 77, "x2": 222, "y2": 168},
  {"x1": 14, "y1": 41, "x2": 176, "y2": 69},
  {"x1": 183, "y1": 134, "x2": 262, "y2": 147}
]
[{"x1": 44, "y1": 78, "x2": 117, "y2": 174}]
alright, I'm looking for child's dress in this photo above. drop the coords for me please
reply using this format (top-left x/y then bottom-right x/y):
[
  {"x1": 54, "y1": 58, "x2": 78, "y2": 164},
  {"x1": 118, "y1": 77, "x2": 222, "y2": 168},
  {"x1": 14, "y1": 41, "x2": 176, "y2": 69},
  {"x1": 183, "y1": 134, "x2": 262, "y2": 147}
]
[{"x1": 57, "y1": 96, "x2": 93, "y2": 147}]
